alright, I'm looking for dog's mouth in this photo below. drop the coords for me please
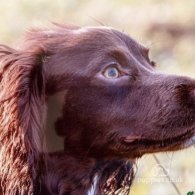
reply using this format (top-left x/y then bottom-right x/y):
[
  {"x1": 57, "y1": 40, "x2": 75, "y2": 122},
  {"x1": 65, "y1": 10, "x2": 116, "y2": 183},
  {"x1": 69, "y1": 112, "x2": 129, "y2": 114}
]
[{"x1": 121, "y1": 127, "x2": 195, "y2": 155}]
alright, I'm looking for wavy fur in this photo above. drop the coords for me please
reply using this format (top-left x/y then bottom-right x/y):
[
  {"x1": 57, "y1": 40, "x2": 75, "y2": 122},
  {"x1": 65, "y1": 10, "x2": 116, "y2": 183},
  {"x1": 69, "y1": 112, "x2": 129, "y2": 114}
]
[
  {"x1": 0, "y1": 24, "x2": 195, "y2": 195},
  {"x1": 0, "y1": 44, "x2": 46, "y2": 194}
]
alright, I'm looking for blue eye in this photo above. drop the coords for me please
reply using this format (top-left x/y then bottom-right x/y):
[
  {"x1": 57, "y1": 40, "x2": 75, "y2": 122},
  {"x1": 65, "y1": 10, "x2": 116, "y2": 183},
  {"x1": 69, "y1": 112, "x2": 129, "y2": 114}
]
[{"x1": 104, "y1": 67, "x2": 119, "y2": 79}]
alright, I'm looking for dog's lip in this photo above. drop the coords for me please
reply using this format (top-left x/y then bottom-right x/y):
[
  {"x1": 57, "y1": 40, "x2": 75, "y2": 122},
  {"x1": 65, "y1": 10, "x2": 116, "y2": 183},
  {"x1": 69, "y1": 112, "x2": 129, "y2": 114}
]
[{"x1": 122, "y1": 127, "x2": 195, "y2": 145}]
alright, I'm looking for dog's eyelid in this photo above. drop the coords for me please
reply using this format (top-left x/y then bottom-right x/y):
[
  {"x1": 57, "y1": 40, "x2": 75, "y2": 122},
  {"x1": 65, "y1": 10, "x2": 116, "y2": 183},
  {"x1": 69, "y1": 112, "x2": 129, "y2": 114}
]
[
  {"x1": 103, "y1": 62, "x2": 128, "y2": 73},
  {"x1": 106, "y1": 61, "x2": 119, "y2": 67},
  {"x1": 106, "y1": 61, "x2": 130, "y2": 70},
  {"x1": 101, "y1": 62, "x2": 120, "y2": 71}
]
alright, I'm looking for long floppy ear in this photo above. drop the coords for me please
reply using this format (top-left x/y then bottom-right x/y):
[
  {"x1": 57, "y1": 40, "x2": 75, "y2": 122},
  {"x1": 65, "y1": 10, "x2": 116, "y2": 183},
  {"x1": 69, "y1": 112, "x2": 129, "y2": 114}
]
[{"x1": 0, "y1": 44, "x2": 46, "y2": 194}]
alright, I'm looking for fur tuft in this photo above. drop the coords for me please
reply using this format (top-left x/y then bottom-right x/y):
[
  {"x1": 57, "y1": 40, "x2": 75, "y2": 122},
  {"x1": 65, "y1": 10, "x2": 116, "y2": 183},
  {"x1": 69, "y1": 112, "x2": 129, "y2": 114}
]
[{"x1": 0, "y1": 45, "x2": 46, "y2": 194}]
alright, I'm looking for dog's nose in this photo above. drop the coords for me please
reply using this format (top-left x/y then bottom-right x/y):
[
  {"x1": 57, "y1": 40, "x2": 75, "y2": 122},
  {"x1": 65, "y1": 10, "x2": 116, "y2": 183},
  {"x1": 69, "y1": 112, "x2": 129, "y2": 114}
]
[{"x1": 174, "y1": 78, "x2": 195, "y2": 106}]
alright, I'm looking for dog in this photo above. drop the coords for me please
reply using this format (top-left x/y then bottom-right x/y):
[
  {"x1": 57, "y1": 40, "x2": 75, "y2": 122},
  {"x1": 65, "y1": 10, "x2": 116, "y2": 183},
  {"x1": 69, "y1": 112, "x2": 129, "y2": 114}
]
[{"x1": 0, "y1": 24, "x2": 195, "y2": 195}]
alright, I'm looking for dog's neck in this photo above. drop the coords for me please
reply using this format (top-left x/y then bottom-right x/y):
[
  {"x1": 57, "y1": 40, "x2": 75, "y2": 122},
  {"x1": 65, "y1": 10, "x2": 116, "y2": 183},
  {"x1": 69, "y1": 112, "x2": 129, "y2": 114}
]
[
  {"x1": 42, "y1": 152, "x2": 134, "y2": 195},
  {"x1": 87, "y1": 175, "x2": 99, "y2": 195},
  {"x1": 43, "y1": 92, "x2": 134, "y2": 194}
]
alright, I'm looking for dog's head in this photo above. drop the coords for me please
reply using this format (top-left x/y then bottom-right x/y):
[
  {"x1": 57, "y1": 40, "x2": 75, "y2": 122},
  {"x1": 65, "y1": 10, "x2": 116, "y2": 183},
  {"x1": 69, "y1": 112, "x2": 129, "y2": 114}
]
[
  {"x1": 1, "y1": 24, "x2": 195, "y2": 194},
  {"x1": 39, "y1": 25, "x2": 195, "y2": 158},
  {"x1": 1, "y1": 24, "x2": 195, "y2": 162}
]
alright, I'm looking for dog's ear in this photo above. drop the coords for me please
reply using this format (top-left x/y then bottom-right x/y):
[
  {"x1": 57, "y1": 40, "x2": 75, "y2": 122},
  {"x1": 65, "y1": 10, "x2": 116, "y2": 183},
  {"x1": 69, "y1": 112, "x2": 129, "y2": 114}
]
[{"x1": 0, "y1": 44, "x2": 46, "y2": 194}]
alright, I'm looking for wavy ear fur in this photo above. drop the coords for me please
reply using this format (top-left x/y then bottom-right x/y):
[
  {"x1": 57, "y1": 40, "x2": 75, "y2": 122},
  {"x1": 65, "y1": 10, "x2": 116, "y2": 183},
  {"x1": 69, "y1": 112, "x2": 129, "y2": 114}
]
[{"x1": 0, "y1": 44, "x2": 46, "y2": 194}]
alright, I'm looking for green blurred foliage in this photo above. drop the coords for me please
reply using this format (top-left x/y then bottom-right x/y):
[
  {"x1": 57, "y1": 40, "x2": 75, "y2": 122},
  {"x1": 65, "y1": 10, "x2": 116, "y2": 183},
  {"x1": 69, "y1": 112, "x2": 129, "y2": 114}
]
[{"x1": 0, "y1": 1, "x2": 195, "y2": 194}]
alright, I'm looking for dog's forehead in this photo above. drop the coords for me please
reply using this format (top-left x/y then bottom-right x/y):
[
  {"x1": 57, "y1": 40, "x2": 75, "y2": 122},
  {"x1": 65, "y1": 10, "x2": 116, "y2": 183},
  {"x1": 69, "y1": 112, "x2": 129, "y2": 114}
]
[
  {"x1": 111, "y1": 29, "x2": 149, "y2": 55},
  {"x1": 73, "y1": 26, "x2": 148, "y2": 55}
]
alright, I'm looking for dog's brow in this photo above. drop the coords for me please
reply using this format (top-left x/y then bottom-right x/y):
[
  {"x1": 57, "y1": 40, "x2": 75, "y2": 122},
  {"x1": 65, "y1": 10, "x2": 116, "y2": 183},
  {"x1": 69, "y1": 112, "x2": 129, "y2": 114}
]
[{"x1": 108, "y1": 49, "x2": 130, "y2": 66}]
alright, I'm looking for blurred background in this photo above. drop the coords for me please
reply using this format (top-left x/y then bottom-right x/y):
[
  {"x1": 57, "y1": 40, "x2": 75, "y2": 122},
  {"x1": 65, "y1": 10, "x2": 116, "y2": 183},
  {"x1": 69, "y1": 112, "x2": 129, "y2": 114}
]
[{"x1": 0, "y1": 0, "x2": 194, "y2": 194}]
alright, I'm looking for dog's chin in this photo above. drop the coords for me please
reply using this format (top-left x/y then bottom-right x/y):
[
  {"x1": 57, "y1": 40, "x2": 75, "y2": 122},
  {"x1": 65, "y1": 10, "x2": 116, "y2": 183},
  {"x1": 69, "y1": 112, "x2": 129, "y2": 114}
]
[{"x1": 121, "y1": 127, "x2": 195, "y2": 157}]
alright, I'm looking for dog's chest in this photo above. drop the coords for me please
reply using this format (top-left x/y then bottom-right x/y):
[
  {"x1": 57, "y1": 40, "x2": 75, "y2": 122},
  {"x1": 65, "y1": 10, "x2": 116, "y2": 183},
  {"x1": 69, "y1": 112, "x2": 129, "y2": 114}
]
[{"x1": 87, "y1": 175, "x2": 99, "y2": 195}]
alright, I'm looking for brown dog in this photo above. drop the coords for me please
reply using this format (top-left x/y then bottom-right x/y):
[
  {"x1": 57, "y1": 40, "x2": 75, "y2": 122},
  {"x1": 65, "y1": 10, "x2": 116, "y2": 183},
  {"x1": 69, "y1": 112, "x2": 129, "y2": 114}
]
[{"x1": 0, "y1": 24, "x2": 195, "y2": 195}]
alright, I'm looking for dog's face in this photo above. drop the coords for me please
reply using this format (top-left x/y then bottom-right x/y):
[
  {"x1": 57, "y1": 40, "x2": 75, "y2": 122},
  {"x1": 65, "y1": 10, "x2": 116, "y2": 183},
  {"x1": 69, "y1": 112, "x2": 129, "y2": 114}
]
[{"x1": 45, "y1": 26, "x2": 195, "y2": 158}]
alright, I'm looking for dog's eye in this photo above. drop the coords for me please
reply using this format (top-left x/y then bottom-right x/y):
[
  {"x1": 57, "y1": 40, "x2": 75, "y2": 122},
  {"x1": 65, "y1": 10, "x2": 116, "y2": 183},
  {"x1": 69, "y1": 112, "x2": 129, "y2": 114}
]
[{"x1": 104, "y1": 67, "x2": 119, "y2": 79}]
